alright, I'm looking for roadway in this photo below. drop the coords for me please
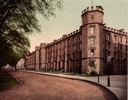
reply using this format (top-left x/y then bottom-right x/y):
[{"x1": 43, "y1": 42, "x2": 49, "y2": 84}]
[{"x1": 0, "y1": 71, "x2": 117, "y2": 100}]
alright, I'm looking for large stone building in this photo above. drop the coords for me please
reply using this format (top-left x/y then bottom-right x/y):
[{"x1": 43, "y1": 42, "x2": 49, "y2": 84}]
[{"x1": 24, "y1": 6, "x2": 127, "y2": 75}]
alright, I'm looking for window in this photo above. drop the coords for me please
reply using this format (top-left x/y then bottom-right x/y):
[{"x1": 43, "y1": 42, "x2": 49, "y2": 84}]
[
  {"x1": 88, "y1": 37, "x2": 95, "y2": 45},
  {"x1": 108, "y1": 41, "x2": 111, "y2": 48},
  {"x1": 126, "y1": 37, "x2": 127, "y2": 43},
  {"x1": 89, "y1": 25, "x2": 96, "y2": 35},
  {"x1": 108, "y1": 51, "x2": 111, "y2": 56},
  {"x1": 120, "y1": 36, "x2": 122, "y2": 42},
  {"x1": 79, "y1": 43, "x2": 82, "y2": 50},
  {"x1": 73, "y1": 37, "x2": 75, "y2": 44},
  {"x1": 89, "y1": 48, "x2": 95, "y2": 56},
  {"x1": 79, "y1": 35, "x2": 82, "y2": 41},
  {"x1": 126, "y1": 53, "x2": 127, "y2": 59},
  {"x1": 120, "y1": 45, "x2": 122, "y2": 50},
  {"x1": 114, "y1": 35, "x2": 117, "y2": 41},
  {"x1": 114, "y1": 44, "x2": 116, "y2": 50},
  {"x1": 121, "y1": 52, "x2": 123, "y2": 58},
  {"x1": 73, "y1": 53, "x2": 75, "y2": 59},
  {"x1": 107, "y1": 34, "x2": 111, "y2": 40},
  {"x1": 68, "y1": 39, "x2": 70, "y2": 44},
  {"x1": 63, "y1": 41, "x2": 66, "y2": 47},
  {"x1": 68, "y1": 54, "x2": 70, "y2": 59},
  {"x1": 73, "y1": 45, "x2": 75, "y2": 51},
  {"x1": 79, "y1": 52, "x2": 82, "y2": 58},
  {"x1": 90, "y1": 27, "x2": 95, "y2": 34},
  {"x1": 114, "y1": 52, "x2": 116, "y2": 57}
]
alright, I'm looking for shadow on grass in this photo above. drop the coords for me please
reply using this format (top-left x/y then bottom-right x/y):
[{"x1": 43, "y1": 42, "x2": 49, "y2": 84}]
[{"x1": 0, "y1": 70, "x2": 18, "y2": 91}]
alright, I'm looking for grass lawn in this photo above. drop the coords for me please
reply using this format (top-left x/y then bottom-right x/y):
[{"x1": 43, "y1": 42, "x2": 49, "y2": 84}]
[{"x1": 0, "y1": 70, "x2": 18, "y2": 91}]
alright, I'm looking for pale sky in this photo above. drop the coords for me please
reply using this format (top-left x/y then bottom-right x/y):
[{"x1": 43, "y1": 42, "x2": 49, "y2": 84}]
[{"x1": 29, "y1": 0, "x2": 128, "y2": 52}]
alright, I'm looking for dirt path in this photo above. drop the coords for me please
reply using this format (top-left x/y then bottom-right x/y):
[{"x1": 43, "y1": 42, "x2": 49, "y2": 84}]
[{"x1": 0, "y1": 71, "x2": 117, "y2": 100}]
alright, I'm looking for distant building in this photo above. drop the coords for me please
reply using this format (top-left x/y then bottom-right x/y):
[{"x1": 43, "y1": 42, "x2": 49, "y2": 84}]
[
  {"x1": 24, "y1": 6, "x2": 127, "y2": 75},
  {"x1": 17, "y1": 58, "x2": 25, "y2": 70}
]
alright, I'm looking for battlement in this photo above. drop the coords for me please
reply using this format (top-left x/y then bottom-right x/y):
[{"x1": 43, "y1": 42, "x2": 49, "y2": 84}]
[
  {"x1": 62, "y1": 34, "x2": 67, "y2": 38},
  {"x1": 40, "y1": 43, "x2": 47, "y2": 48},
  {"x1": 67, "y1": 29, "x2": 81, "y2": 37},
  {"x1": 104, "y1": 26, "x2": 128, "y2": 35},
  {"x1": 52, "y1": 29, "x2": 81, "y2": 44},
  {"x1": 45, "y1": 28, "x2": 81, "y2": 47},
  {"x1": 35, "y1": 46, "x2": 40, "y2": 51},
  {"x1": 82, "y1": 6, "x2": 104, "y2": 15}
]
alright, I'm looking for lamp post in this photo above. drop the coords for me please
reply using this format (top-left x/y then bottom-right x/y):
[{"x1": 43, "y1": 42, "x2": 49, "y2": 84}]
[{"x1": 107, "y1": 55, "x2": 111, "y2": 87}]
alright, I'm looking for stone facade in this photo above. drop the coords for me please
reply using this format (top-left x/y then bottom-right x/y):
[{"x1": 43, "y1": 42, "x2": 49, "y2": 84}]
[
  {"x1": 25, "y1": 51, "x2": 36, "y2": 70},
  {"x1": 24, "y1": 6, "x2": 127, "y2": 75}
]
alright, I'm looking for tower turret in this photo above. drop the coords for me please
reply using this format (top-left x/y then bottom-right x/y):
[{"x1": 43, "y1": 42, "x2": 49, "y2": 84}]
[
  {"x1": 81, "y1": 6, "x2": 104, "y2": 74},
  {"x1": 81, "y1": 6, "x2": 104, "y2": 25}
]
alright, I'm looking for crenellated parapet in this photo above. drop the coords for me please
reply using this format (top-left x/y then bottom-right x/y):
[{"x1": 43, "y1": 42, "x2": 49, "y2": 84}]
[
  {"x1": 82, "y1": 6, "x2": 104, "y2": 15},
  {"x1": 104, "y1": 26, "x2": 128, "y2": 35},
  {"x1": 45, "y1": 28, "x2": 81, "y2": 47},
  {"x1": 40, "y1": 43, "x2": 47, "y2": 48},
  {"x1": 67, "y1": 29, "x2": 81, "y2": 37},
  {"x1": 35, "y1": 46, "x2": 40, "y2": 51}
]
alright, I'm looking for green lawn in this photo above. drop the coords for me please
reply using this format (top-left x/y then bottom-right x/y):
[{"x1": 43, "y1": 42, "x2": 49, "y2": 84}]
[{"x1": 0, "y1": 70, "x2": 18, "y2": 91}]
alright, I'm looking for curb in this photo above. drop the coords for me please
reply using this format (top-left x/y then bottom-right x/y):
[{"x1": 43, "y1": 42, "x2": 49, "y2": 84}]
[{"x1": 20, "y1": 70, "x2": 118, "y2": 100}]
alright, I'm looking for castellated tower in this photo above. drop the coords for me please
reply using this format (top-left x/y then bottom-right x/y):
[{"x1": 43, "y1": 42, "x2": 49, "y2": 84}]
[{"x1": 81, "y1": 6, "x2": 104, "y2": 74}]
